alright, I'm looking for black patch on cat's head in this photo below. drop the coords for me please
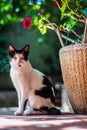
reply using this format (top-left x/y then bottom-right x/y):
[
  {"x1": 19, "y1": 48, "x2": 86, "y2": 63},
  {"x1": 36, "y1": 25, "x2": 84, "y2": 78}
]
[
  {"x1": 22, "y1": 44, "x2": 30, "y2": 61},
  {"x1": 8, "y1": 44, "x2": 16, "y2": 57},
  {"x1": 8, "y1": 44, "x2": 30, "y2": 61}
]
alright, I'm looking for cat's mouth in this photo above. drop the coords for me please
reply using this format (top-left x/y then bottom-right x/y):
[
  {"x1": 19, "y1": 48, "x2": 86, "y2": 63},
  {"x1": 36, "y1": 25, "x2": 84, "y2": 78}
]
[
  {"x1": 18, "y1": 64, "x2": 22, "y2": 67},
  {"x1": 17, "y1": 63, "x2": 22, "y2": 67}
]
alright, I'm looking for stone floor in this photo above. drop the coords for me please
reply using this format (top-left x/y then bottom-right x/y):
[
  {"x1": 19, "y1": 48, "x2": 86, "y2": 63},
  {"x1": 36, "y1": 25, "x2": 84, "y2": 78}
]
[
  {"x1": 0, "y1": 114, "x2": 87, "y2": 130},
  {"x1": 0, "y1": 107, "x2": 86, "y2": 130}
]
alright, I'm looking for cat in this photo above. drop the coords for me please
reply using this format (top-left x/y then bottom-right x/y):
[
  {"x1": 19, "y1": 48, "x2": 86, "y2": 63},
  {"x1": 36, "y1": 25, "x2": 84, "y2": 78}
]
[{"x1": 8, "y1": 44, "x2": 61, "y2": 115}]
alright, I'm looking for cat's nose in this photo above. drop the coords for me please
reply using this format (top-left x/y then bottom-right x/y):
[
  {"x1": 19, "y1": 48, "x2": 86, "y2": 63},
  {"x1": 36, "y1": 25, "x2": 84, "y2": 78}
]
[
  {"x1": 17, "y1": 61, "x2": 22, "y2": 67},
  {"x1": 17, "y1": 59, "x2": 21, "y2": 63},
  {"x1": 17, "y1": 61, "x2": 21, "y2": 64},
  {"x1": 16, "y1": 60, "x2": 21, "y2": 64}
]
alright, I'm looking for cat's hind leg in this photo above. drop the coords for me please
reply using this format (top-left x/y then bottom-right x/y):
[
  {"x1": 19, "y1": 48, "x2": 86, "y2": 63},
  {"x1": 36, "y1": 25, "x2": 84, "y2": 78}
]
[
  {"x1": 24, "y1": 109, "x2": 47, "y2": 115},
  {"x1": 24, "y1": 106, "x2": 48, "y2": 115}
]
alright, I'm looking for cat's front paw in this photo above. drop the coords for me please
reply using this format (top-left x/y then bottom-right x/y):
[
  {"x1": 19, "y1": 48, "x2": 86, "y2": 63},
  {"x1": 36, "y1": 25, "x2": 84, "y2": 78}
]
[
  {"x1": 23, "y1": 108, "x2": 33, "y2": 115},
  {"x1": 14, "y1": 110, "x2": 23, "y2": 116}
]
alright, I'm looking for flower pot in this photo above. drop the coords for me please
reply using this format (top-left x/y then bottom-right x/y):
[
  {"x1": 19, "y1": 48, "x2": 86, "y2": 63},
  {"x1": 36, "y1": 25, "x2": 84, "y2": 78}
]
[{"x1": 59, "y1": 43, "x2": 87, "y2": 114}]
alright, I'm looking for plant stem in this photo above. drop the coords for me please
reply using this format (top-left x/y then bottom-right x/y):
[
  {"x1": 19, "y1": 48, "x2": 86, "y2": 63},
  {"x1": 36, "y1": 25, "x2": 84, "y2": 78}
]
[
  {"x1": 55, "y1": 28, "x2": 66, "y2": 47},
  {"x1": 84, "y1": 19, "x2": 87, "y2": 43},
  {"x1": 38, "y1": 13, "x2": 65, "y2": 47}
]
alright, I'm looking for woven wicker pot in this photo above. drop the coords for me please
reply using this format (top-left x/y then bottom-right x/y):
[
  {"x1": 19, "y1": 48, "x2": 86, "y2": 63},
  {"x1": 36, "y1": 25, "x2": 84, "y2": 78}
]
[{"x1": 59, "y1": 43, "x2": 87, "y2": 114}]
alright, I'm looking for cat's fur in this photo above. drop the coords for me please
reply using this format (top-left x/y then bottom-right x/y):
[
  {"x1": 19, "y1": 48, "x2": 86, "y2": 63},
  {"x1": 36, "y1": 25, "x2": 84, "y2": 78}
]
[{"x1": 8, "y1": 44, "x2": 61, "y2": 115}]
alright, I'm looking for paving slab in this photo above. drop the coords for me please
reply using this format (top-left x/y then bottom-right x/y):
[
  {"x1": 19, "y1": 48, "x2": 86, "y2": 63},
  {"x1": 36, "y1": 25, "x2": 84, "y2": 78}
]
[{"x1": 0, "y1": 111, "x2": 86, "y2": 130}]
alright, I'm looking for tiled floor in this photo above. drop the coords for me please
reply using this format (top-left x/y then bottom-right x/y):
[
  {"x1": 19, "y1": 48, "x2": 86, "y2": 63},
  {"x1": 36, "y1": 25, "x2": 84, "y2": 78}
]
[
  {"x1": 0, "y1": 108, "x2": 87, "y2": 130},
  {"x1": 0, "y1": 115, "x2": 87, "y2": 130}
]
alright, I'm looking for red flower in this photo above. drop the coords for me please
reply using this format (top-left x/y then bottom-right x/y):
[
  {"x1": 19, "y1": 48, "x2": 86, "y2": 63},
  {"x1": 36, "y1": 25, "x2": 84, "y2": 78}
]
[
  {"x1": 54, "y1": 0, "x2": 62, "y2": 9},
  {"x1": 23, "y1": 17, "x2": 32, "y2": 29}
]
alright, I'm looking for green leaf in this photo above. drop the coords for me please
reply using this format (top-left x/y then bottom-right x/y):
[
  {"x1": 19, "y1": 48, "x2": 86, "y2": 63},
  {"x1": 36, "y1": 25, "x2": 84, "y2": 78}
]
[
  {"x1": 67, "y1": 19, "x2": 77, "y2": 30},
  {"x1": 32, "y1": 5, "x2": 40, "y2": 10},
  {"x1": 61, "y1": 0, "x2": 67, "y2": 15},
  {"x1": 1, "y1": 3, "x2": 11, "y2": 12},
  {"x1": 38, "y1": 24, "x2": 47, "y2": 34},
  {"x1": 0, "y1": 19, "x2": 4, "y2": 25},
  {"x1": 34, "y1": 17, "x2": 39, "y2": 26},
  {"x1": 46, "y1": 13, "x2": 50, "y2": 18}
]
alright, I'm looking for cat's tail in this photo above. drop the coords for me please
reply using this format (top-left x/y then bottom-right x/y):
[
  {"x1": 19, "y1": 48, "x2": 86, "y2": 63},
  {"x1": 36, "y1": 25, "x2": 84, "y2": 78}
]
[{"x1": 48, "y1": 107, "x2": 61, "y2": 115}]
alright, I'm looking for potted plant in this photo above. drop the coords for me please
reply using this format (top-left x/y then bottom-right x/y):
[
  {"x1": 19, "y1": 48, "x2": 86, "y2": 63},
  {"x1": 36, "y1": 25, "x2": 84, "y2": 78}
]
[{"x1": 22, "y1": 0, "x2": 87, "y2": 114}]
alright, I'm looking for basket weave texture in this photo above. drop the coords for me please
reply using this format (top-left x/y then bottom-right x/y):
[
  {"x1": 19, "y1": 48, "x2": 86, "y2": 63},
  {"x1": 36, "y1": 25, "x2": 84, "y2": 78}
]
[{"x1": 59, "y1": 44, "x2": 87, "y2": 114}]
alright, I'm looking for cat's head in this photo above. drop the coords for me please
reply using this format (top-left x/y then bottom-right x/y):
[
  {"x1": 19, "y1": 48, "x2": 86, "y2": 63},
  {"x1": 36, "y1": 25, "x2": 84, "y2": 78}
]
[{"x1": 8, "y1": 44, "x2": 30, "y2": 67}]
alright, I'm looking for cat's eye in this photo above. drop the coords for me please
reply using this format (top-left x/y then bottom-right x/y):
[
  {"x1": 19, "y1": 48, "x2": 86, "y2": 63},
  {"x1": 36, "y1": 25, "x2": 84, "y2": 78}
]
[
  {"x1": 14, "y1": 56, "x2": 17, "y2": 60},
  {"x1": 21, "y1": 57, "x2": 25, "y2": 60}
]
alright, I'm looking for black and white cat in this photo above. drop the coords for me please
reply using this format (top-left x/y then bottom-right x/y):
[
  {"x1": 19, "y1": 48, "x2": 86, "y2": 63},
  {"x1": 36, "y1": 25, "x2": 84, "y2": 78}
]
[{"x1": 8, "y1": 44, "x2": 61, "y2": 115}]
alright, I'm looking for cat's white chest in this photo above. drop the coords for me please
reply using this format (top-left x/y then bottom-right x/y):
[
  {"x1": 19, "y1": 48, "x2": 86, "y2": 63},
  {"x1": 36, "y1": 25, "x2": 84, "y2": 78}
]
[
  {"x1": 10, "y1": 67, "x2": 30, "y2": 90},
  {"x1": 10, "y1": 67, "x2": 26, "y2": 79}
]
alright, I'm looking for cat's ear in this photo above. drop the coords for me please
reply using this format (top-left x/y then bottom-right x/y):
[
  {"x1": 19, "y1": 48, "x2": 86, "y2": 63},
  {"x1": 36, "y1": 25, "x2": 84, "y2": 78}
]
[
  {"x1": 23, "y1": 44, "x2": 30, "y2": 53},
  {"x1": 22, "y1": 44, "x2": 30, "y2": 60},
  {"x1": 8, "y1": 44, "x2": 15, "y2": 57}
]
